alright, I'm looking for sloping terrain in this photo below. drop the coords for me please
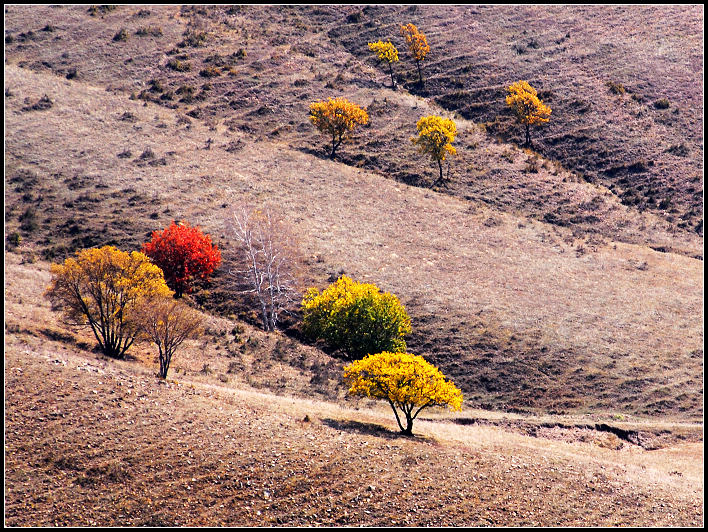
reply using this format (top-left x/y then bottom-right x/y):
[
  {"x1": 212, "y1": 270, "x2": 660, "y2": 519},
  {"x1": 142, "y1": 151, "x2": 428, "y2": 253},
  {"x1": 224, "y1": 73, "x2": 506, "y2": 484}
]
[
  {"x1": 328, "y1": 4, "x2": 704, "y2": 240},
  {"x1": 4, "y1": 59, "x2": 703, "y2": 418},
  {"x1": 3, "y1": 4, "x2": 704, "y2": 527},
  {"x1": 4, "y1": 254, "x2": 704, "y2": 526}
]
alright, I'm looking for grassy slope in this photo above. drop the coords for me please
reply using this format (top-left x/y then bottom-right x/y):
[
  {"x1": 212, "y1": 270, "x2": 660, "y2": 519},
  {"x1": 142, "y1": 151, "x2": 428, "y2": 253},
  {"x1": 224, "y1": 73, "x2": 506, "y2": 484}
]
[
  {"x1": 3, "y1": 3, "x2": 703, "y2": 409},
  {"x1": 4, "y1": 254, "x2": 704, "y2": 526},
  {"x1": 3, "y1": 5, "x2": 704, "y2": 526},
  {"x1": 329, "y1": 4, "x2": 704, "y2": 238}
]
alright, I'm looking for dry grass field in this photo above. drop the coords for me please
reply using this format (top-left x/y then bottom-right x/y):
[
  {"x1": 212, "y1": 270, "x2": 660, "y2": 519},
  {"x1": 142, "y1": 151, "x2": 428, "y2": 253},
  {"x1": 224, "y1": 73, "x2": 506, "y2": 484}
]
[
  {"x1": 4, "y1": 4, "x2": 704, "y2": 527},
  {"x1": 4, "y1": 254, "x2": 704, "y2": 526}
]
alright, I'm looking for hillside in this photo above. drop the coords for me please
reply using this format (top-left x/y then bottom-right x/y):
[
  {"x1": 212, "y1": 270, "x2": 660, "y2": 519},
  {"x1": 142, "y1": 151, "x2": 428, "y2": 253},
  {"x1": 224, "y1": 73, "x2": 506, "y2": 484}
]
[
  {"x1": 3, "y1": 5, "x2": 704, "y2": 526},
  {"x1": 4, "y1": 253, "x2": 704, "y2": 526}
]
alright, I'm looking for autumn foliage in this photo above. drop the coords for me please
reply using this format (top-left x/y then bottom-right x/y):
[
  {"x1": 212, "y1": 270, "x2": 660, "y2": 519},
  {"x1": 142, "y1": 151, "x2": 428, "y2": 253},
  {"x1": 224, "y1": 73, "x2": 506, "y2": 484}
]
[
  {"x1": 344, "y1": 351, "x2": 463, "y2": 435},
  {"x1": 142, "y1": 221, "x2": 222, "y2": 298},
  {"x1": 302, "y1": 276, "x2": 411, "y2": 359},
  {"x1": 412, "y1": 115, "x2": 458, "y2": 187},
  {"x1": 134, "y1": 297, "x2": 204, "y2": 379},
  {"x1": 46, "y1": 246, "x2": 173, "y2": 359},
  {"x1": 505, "y1": 80, "x2": 552, "y2": 147},
  {"x1": 400, "y1": 23, "x2": 430, "y2": 85},
  {"x1": 309, "y1": 97, "x2": 369, "y2": 160},
  {"x1": 368, "y1": 40, "x2": 399, "y2": 89}
]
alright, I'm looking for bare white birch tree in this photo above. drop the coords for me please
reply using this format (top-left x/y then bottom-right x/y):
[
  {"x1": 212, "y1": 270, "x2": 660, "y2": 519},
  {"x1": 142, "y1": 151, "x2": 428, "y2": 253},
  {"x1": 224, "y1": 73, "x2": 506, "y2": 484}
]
[{"x1": 227, "y1": 204, "x2": 301, "y2": 332}]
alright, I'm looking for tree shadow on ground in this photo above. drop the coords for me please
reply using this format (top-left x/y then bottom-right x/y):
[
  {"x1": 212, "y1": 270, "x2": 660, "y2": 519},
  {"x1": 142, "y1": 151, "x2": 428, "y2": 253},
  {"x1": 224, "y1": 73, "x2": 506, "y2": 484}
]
[{"x1": 322, "y1": 417, "x2": 433, "y2": 443}]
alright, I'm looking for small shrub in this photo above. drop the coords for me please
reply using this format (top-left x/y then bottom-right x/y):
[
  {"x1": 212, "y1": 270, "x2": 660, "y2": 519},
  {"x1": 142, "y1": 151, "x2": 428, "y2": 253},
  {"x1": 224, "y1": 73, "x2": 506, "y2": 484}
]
[
  {"x1": 167, "y1": 58, "x2": 191, "y2": 72},
  {"x1": 199, "y1": 66, "x2": 221, "y2": 78},
  {"x1": 653, "y1": 98, "x2": 670, "y2": 109},
  {"x1": 606, "y1": 81, "x2": 625, "y2": 95},
  {"x1": 179, "y1": 30, "x2": 207, "y2": 48},
  {"x1": 88, "y1": 5, "x2": 117, "y2": 16},
  {"x1": 112, "y1": 28, "x2": 129, "y2": 42},
  {"x1": 19, "y1": 206, "x2": 39, "y2": 232},
  {"x1": 22, "y1": 95, "x2": 53, "y2": 112},
  {"x1": 7, "y1": 232, "x2": 22, "y2": 248},
  {"x1": 135, "y1": 25, "x2": 163, "y2": 37}
]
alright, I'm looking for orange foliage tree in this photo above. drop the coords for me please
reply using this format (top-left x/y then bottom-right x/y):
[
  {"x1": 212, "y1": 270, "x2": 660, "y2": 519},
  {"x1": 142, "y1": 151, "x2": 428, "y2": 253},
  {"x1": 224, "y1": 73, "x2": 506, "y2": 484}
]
[
  {"x1": 142, "y1": 221, "x2": 222, "y2": 298},
  {"x1": 505, "y1": 80, "x2": 552, "y2": 147},
  {"x1": 400, "y1": 23, "x2": 430, "y2": 86},
  {"x1": 134, "y1": 297, "x2": 204, "y2": 379},
  {"x1": 412, "y1": 115, "x2": 457, "y2": 187},
  {"x1": 309, "y1": 97, "x2": 369, "y2": 160},
  {"x1": 46, "y1": 246, "x2": 173, "y2": 359}
]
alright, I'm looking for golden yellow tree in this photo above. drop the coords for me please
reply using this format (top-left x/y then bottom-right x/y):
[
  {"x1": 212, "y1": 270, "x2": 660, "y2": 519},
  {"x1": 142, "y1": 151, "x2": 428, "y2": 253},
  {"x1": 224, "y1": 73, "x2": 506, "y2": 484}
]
[
  {"x1": 412, "y1": 115, "x2": 457, "y2": 187},
  {"x1": 46, "y1": 246, "x2": 172, "y2": 359},
  {"x1": 400, "y1": 23, "x2": 430, "y2": 86},
  {"x1": 309, "y1": 97, "x2": 369, "y2": 160},
  {"x1": 505, "y1": 80, "x2": 551, "y2": 147},
  {"x1": 368, "y1": 40, "x2": 399, "y2": 89},
  {"x1": 344, "y1": 351, "x2": 463, "y2": 435}
]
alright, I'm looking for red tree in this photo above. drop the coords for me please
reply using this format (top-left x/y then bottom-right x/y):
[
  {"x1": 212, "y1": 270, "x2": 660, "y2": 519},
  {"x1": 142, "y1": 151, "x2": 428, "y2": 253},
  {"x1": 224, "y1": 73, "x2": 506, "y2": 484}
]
[{"x1": 142, "y1": 221, "x2": 222, "y2": 297}]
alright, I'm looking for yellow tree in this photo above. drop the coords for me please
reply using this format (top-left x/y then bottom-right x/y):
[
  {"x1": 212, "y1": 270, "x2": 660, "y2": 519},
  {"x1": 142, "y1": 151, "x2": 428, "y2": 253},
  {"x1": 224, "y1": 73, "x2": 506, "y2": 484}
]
[
  {"x1": 400, "y1": 23, "x2": 430, "y2": 86},
  {"x1": 368, "y1": 40, "x2": 399, "y2": 89},
  {"x1": 505, "y1": 80, "x2": 551, "y2": 147},
  {"x1": 412, "y1": 115, "x2": 457, "y2": 187},
  {"x1": 309, "y1": 97, "x2": 369, "y2": 160},
  {"x1": 344, "y1": 351, "x2": 463, "y2": 435},
  {"x1": 46, "y1": 246, "x2": 172, "y2": 359},
  {"x1": 302, "y1": 276, "x2": 411, "y2": 359}
]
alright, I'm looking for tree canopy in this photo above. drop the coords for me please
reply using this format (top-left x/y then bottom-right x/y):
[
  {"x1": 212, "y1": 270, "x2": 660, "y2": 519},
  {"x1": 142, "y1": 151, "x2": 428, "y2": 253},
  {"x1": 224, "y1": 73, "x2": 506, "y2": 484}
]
[
  {"x1": 344, "y1": 351, "x2": 463, "y2": 435},
  {"x1": 505, "y1": 80, "x2": 552, "y2": 147},
  {"x1": 412, "y1": 115, "x2": 457, "y2": 187},
  {"x1": 46, "y1": 246, "x2": 172, "y2": 358},
  {"x1": 309, "y1": 97, "x2": 369, "y2": 160}
]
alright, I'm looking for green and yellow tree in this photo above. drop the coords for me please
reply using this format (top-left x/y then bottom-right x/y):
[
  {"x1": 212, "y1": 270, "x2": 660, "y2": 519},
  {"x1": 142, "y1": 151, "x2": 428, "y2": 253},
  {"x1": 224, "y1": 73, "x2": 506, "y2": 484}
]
[
  {"x1": 309, "y1": 97, "x2": 369, "y2": 160},
  {"x1": 412, "y1": 115, "x2": 457, "y2": 187},
  {"x1": 368, "y1": 40, "x2": 399, "y2": 89},
  {"x1": 344, "y1": 351, "x2": 463, "y2": 435},
  {"x1": 46, "y1": 246, "x2": 172, "y2": 359},
  {"x1": 302, "y1": 276, "x2": 411, "y2": 359},
  {"x1": 505, "y1": 80, "x2": 551, "y2": 147},
  {"x1": 400, "y1": 23, "x2": 430, "y2": 86}
]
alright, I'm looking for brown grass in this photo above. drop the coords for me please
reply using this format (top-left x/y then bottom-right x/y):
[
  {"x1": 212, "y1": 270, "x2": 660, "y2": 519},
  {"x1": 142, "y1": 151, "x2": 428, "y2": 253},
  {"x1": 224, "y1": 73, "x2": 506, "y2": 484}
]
[
  {"x1": 4, "y1": 254, "x2": 703, "y2": 526},
  {"x1": 5, "y1": 61, "x2": 702, "y2": 418},
  {"x1": 3, "y1": 5, "x2": 704, "y2": 525}
]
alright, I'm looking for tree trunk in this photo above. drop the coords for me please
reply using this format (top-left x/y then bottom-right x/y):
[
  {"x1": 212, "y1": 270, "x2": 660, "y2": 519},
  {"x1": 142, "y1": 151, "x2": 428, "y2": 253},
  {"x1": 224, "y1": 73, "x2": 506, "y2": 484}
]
[
  {"x1": 402, "y1": 415, "x2": 414, "y2": 435},
  {"x1": 525, "y1": 123, "x2": 531, "y2": 147},
  {"x1": 389, "y1": 63, "x2": 396, "y2": 90}
]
